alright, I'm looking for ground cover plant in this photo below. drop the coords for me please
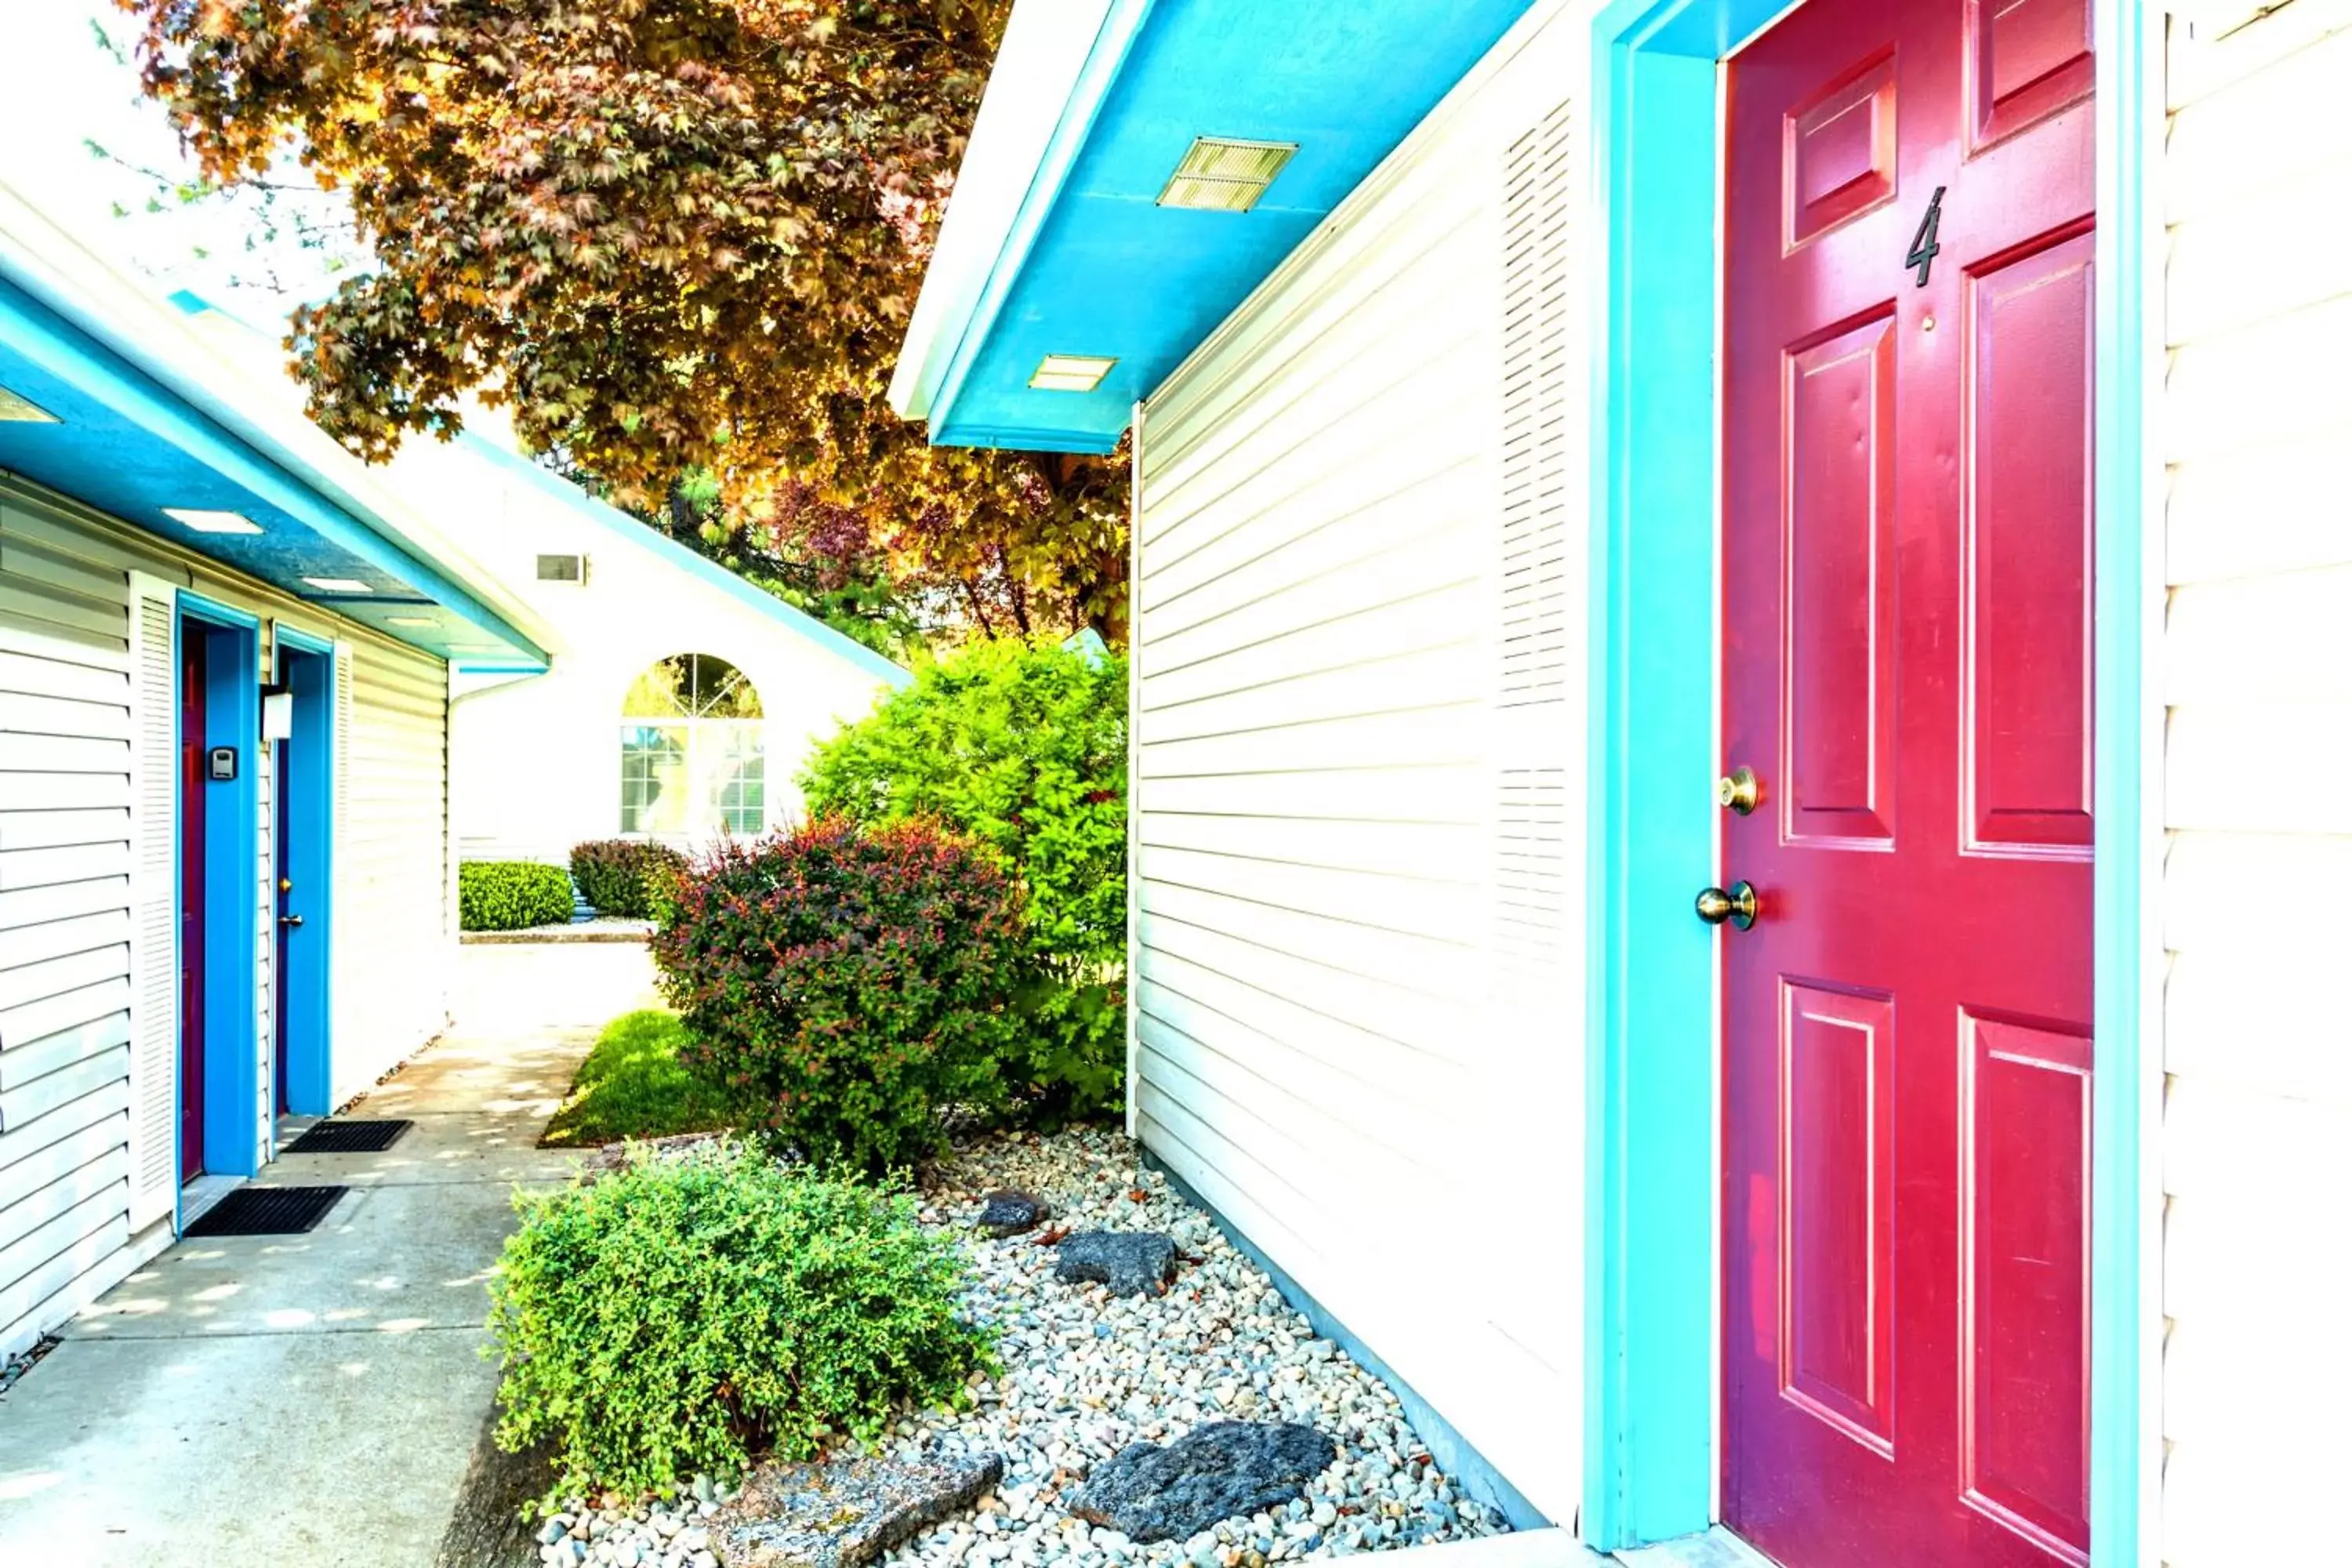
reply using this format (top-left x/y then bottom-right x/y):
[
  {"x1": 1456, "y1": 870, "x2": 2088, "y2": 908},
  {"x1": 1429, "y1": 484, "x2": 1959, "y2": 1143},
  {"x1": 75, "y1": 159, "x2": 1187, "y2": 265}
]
[
  {"x1": 568, "y1": 840, "x2": 688, "y2": 920},
  {"x1": 487, "y1": 1147, "x2": 993, "y2": 1500},
  {"x1": 801, "y1": 640, "x2": 1127, "y2": 1120},
  {"x1": 652, "y1": 817, "x2": 1028, "y2": 1172},
  {"x1": 540, "y1": 1011, "x2": 737, "y2": 1150},
  {"x1": 458, "y1": 861, "x2": 575, "y2": 932}
]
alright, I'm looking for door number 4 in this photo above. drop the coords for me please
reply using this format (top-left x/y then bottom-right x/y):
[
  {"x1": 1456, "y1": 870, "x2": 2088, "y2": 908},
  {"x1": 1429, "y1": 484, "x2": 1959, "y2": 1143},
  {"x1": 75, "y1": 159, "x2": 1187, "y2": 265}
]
[{"x1": 1907, "y1": 186, "x2": 1946, "y2": 287}]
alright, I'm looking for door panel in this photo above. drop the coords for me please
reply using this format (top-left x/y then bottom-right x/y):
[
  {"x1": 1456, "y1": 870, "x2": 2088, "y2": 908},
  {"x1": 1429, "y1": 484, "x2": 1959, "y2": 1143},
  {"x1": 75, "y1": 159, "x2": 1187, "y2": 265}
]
[
  {"x1": 178, "y1": 632, "x2": 205, "y2": 1184},
  {"x1": 1722, "y1": 0, "x2": 2095, "y2": 1563}
]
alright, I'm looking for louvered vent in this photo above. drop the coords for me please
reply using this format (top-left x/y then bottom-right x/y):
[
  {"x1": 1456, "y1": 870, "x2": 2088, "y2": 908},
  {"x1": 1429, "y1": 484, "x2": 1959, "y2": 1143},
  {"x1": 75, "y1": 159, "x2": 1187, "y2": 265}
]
[
  {"x1": 1498, "y1": 101, "x2": 1575, "y2": 710},
  {"x1": 1495, "y1": 103, "x2": 1576, "y2": 986},
  {"x1": 130, "y1": 585, "x2": 180, "y2": 1225}
]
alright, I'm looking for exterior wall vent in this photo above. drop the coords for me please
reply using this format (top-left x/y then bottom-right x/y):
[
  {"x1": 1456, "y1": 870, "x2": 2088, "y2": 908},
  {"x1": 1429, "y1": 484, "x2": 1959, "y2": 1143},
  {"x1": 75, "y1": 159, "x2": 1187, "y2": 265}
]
[{"x1": 536, "y1": 553, "x2": 587, "y2": 583}]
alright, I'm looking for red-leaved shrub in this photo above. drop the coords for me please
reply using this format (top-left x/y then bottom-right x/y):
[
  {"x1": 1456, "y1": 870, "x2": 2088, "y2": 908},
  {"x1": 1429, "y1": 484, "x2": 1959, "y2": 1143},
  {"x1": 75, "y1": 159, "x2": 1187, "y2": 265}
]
[{"x1": 650, "y1": 817, "x2": 1028, "y2": 1171}]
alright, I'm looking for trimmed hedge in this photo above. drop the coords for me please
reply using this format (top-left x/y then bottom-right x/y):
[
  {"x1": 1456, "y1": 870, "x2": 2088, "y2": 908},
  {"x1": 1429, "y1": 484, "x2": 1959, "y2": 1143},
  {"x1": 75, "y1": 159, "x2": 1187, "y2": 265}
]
[
  {"x1": 568, "y1": 839, "x2": 688, "y2": 920},
  {"x1": 487, "y1": 1146, "x2": 993, "y2": 1498},
  {"x1": 459, "y1": 861, "x2": 575, "y2": 932},
  {"x1": 652, "y1": 817, "x2": 1028, "y2": 1171},
  {"x1": 800, "y1": 640, "x2": 1127, "y2": 1120}
]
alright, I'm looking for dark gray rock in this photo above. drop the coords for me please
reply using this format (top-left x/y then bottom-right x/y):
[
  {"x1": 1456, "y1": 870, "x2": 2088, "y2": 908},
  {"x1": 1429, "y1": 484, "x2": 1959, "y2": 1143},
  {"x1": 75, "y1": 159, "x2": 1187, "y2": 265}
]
[
  {"x1": 710, "y1": 1447, "x2": 1003, "y2": 1568},
  {"x1": 976, "y1": 1189, "x2": 1048, "y2": 1237},
  {"x1": 1069, "y1": 1422, "x2": 1338, "y2": 1544},
  {"x1": 1054, "y1": 1232, "x2": 1177, "y2": 1297}
]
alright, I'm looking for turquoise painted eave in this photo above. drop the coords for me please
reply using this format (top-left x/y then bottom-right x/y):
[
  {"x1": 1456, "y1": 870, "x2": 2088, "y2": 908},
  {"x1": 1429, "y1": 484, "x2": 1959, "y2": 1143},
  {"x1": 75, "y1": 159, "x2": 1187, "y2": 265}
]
[
  {"x1": 0, "y1": 278, "x2": 546, "y2": 670},
  {"x1": 893, "y1": 0, "x2": 1541, "y2": 453}
]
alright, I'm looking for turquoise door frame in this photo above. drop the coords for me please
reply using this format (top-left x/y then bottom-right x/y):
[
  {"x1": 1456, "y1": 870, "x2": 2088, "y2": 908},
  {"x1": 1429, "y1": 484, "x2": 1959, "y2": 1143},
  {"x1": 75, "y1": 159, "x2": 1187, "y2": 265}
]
[
  {"x1": 1579, "y1": 0, "x2": 2161, "y2": 1560},
  {"x1": 271, "y1": 624, "x2": 338, "y2": 1122},
  {"x1": 178, "y1": 591, "x2": 263, "y2": 1181}
]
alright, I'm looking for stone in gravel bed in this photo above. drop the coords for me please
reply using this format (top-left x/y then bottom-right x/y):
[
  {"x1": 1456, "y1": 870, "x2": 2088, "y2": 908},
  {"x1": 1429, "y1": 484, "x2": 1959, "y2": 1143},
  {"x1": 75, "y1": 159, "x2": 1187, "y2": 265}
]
[
  {"x1": 976, "y1": 1190, "x2": 1049, "y2": 1237},
  {"x1": 1053, "y1": 1231, "x2": 1176, "y2": 1297},
  {"x1": 1069, "y1": 1423, "x2": 1339, "y2": 1544},
  {"x1": 710, "y1": 1447, "x2": 1004, "y2": 1568}
]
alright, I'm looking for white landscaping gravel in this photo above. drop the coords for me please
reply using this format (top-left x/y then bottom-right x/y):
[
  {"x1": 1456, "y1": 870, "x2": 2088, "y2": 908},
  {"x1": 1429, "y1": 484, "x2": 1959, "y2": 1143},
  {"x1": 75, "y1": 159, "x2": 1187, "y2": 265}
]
[{"x1": 533, "y1": 1127, "x2": 1512, "y2": 1568}]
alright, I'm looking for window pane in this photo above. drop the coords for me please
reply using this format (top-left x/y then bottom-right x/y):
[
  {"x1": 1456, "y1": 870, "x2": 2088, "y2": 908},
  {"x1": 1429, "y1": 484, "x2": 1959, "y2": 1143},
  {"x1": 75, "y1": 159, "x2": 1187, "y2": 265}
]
[
  {"x1": 620, "y1": 724, "x2": 690, "y2": 835},
  {"x1": 711, "y1": 724, "x2": 767, "y2": 837}
]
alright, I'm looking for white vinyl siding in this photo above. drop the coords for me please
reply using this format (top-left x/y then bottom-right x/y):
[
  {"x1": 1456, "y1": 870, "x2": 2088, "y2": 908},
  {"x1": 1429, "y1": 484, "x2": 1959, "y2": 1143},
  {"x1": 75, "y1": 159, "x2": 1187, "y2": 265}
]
[
  {"x1": 332, "y1": 640, "x2": 452, "y2": 1105},
  {"x1": 0, "y1": 474, "x2": 454, "y2": 1355},
  {"x1": 1131, "y1": 8, "x2": 1587, "y2": 1526},
  {"x1": 2161, "y1": 7, "x2": 2352, "y2": 1566}
]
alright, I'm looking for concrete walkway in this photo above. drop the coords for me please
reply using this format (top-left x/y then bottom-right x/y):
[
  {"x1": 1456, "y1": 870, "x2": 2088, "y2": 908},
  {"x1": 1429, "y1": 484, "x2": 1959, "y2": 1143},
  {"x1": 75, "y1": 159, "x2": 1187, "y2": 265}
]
[{"x1": 0, "y1": 943, "x2": 657, "y2": 1568}]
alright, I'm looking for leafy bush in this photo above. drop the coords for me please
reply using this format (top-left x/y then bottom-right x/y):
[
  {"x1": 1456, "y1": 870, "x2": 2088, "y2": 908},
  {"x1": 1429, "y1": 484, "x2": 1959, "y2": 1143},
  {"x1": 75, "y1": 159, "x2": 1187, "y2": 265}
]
[
  {"x1": 541, "y1": 1011, "x2": 738, "y2": 1149},
  {"x1": 459, "y1": 861, "x2": 575, "y2": 931},
  {"x1": 652, "y1": 818, "x2": 1027, "y2": 1171},
  {"x1": 487, "y1": 1146, "x2": 993, "y2": 1499},
  {"x1": 568, "y1": 839, "x2": 688, "y2": 920},
  {"x1": 800, "y1": 640, "x2": 1126, "y2": 1119}
]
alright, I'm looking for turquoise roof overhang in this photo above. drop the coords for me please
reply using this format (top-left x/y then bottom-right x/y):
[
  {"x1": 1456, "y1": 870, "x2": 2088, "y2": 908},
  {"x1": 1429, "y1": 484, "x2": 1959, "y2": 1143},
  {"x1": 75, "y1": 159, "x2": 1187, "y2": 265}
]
[
  {"x1": 890, "y1": 0, "x2": 1539, "y2": 453},
  {"x1": 0, "y1": 272, "x2": 546, "y2": 671}
]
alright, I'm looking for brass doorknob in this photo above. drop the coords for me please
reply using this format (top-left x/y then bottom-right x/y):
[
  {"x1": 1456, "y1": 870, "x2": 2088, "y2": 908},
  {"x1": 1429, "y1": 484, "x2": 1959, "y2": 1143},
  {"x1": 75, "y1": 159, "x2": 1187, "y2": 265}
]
[
  {"x1": 1695, "y1": 881, "x2": 1759, "y2": 931},
  {"x1": 1716, "y1": 767, "x2": 1761, "y2": 815}
]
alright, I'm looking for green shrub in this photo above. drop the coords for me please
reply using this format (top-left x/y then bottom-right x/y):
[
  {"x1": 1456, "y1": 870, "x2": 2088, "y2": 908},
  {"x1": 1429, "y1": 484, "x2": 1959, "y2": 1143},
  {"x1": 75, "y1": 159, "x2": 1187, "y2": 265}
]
[
  {"x1": 800, "y1": 640, "x2": 1126, "y2": 1119},
  {"x1": 541, "y1": 1011, "x2": 738, "y2": 1149},
  {"x1": 487, "y1": 1146, "x2": 992, "y2": 1499},
  {"x1": 568, "y1": 839, "x2": 688, "y2": 920},
  {"x1": 459, "y1": 861, "x2": 575, "y2": 931},
  {"x1": 652, "y1": 818, "x2": 1027, "y2": 1171}
]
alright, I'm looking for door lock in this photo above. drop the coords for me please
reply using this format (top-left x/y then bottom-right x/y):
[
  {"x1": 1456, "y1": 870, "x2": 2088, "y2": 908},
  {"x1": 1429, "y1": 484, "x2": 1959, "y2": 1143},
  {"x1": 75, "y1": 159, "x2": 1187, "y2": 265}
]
[
  {"x1": 1716, "y1": 766, "x2": 1762, "y2": 815},
  {"x1": 278, "y1": 913, "x2": 305, "y2": 929},
  {"x1": 1695, "y1": 881, "x2": 1759, "y2": 931}
]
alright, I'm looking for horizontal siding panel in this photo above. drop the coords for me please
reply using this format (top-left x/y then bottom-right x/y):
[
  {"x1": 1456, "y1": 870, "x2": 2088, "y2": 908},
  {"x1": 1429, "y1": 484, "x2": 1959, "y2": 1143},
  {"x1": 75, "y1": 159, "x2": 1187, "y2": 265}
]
[
  {"x1": 1145, "y1": 452, "x2": 1484, "y2": 635},
  {"x1": 1142, "y1": 880, "x2": 1483, "y2": 1000},
  {"x1": 0, "y1": 1089, "x2": 128, "y2": 1214},
  {"x1": 1140, "y1": 703, "x2": 1484, "y2": 779},
  {"x1": 1139, "y1": 764, "x2": 1485, "y2": 822},
  {"x1": 1140, "y1": 913, "x2": 1475, "y2": 1065},
  {"x1": 2164, "y1": 831, "x2": 2352, "y2": 954},
  {"x1": 0, "y1": 503, "x2": 168, "y2": 578},
  {"x1": 0, "y1": 1142, "x2": 128, "y2": 1257},
  {"x1": 2165, "y1": 292, "x2": 2352, "y2": 463},
  {"x1": 1141, "y1": 848, "x2": 1482, "y2": 943},
  {"x1": 2167, "y1": 155, "x2": 2352, "y2": 344},
  {"x1": 0, "y1": 808, "x2": 132, "y2": 852},
  {"x1": 2, "y1": 734, "x2": 132, "y2": 775},
  {"x1": 1142, "y1": 812, "x2": 1483, "y2": 886},
  {"x1": 1140, "y1": 648, "x2": 1483, "y2": 750},
  {"x1": 1138, "y1": 947, "x2": 1466, "y2": 1109},
  {"x1": 2166, "y1": 568, "x2": 2352, "y2": 702},
  {"x1": 1142, "y1": 592, "x2": 1484, "y2": 717},
  {"x1": 0, "y1": 946, "x2": 129, "y2": 1014},
  {"x1": 0, "y1": 775, "x2": 132, "y2": 813},
  {"x1": 0, "y1": 1042, "x2": 128, "y2": 1132},
  {"x1": 0, "y1": 840, "x2": 132, "y2": 894},
  {"x1": 2166, "y1": 946, "x2": 2352, "y2": 1107},
  {"x1": 0, "y1": 876, "x2": 130, "y2": 934},
  {"x1": 0, "y1": 984, "x2": 130, "y2": 1061},
  {"x1": 0, "y1": 909, "x2": 131, "y2": 971},
  {"x1": 0, "y1": 575, "x2": 122, "y2": 641},
  {"x1": 2166, "y1": 703, "x2": 2352, "y2": 832},
  {"x1": 0, "y1": 541, "x2": 125, "y2": 608},
  {"x1": 1143, "y1": 547, "x2": 1482, "y2": 677},
  {"x1": 2167, "y1": 23, "x2": 2352, "y2": 225},
  {"x1": 2169, "y1": 427, "x2": 2352, "y2": 586},
  {"x1": 0, "y1": 691, "x2": 132, "y2": 742},
  {"x1": 0, "y1": 1181, "x2": 124, "y2": 1298},
  {"x1": 1136, "y1": 994, "x2": 1446, "y2": 1177},
  {"x1": 0, "y1": 1210, "x2": 129, "y2": 1354},
  {"x1": 0, "y1": 650, "x2": 127, "y2": 703}
]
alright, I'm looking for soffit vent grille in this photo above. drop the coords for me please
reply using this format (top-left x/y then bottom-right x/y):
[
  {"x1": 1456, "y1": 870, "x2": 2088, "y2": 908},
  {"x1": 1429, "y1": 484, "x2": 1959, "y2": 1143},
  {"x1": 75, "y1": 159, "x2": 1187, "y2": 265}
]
[
  {"x1": 537, "y1": 553, "x2": 587, "y2": 583},
  {"x1": 1158, "y1": 138, "x2": 1299, "y2": 212}
]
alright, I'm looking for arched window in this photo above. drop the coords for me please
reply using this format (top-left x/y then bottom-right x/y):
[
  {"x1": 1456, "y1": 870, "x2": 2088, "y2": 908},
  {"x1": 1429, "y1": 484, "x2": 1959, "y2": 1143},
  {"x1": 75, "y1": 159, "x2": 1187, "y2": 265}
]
[{"x1": 619, "y1": 654, "x2": 767, "y2": 841}]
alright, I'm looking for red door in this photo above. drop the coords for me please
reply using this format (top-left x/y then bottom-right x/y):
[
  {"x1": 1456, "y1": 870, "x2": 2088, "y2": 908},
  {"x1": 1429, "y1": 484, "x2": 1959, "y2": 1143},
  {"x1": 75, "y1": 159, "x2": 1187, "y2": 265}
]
[
  {"x1": 180, "y1": 633, "x2": 207, "y2": 1183},
  {"x1": 1719, "y1": 1, "x2": 2094, "y2": 1565}
]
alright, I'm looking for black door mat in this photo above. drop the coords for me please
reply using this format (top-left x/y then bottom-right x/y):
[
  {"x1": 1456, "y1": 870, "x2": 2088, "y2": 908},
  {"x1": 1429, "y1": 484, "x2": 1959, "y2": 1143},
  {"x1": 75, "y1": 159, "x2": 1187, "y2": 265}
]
[
  {"x1": 285, "y1": 1119, "x2": 412, "y2": 1154},
  {"x1": 183, "y1": 1185, "x2": 347, "y2": 1237}
]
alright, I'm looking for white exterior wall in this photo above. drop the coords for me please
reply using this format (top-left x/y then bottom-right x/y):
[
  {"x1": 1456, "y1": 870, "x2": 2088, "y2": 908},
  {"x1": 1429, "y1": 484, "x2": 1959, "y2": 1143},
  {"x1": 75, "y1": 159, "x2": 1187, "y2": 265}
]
[
  {"x1": 2160, "y1": 6, "x2": 2352, "y2": 1564},
  {"x1": 1132, "y1": 7, "x2": 1588, "y2": 1526},
  {"x1": 440, "y1": 454, "x2": 899, "y2": 865},
  {"x1": 0, "y1": 473, "x2": 455, "y2": 1354}
]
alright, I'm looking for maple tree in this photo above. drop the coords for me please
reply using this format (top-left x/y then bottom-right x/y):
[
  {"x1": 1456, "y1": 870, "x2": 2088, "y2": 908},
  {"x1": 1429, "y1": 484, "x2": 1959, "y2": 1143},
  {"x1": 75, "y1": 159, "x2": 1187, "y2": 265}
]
[{"x1": 117, "y1": 0, "x2": 1129, "y2": 640}]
